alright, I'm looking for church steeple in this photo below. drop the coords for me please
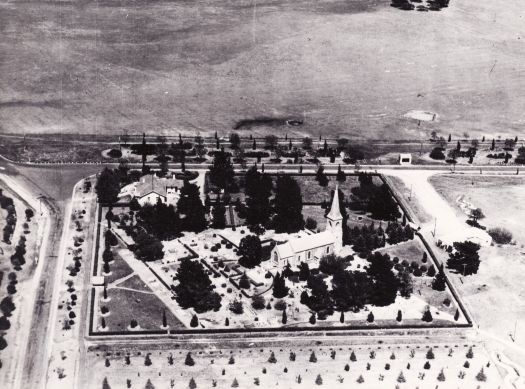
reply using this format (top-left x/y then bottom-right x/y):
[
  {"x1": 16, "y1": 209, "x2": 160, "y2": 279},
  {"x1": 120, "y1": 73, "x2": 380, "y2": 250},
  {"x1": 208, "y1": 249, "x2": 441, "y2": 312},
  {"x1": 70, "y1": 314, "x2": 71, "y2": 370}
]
[
  {"x1": 326, "y1": 185, "x2": 343, "y2": 253},
  {"x1": 327, "y1": 186, "x2": 343, "y2": 221}
]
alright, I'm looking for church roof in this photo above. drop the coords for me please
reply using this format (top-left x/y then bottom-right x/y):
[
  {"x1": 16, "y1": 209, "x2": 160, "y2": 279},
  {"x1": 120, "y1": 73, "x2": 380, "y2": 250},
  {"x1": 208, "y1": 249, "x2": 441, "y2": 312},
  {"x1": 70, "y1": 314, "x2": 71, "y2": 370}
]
[
  {"x1": 326, "y1": 185, "x2": 343, "y2": 220},
  {"x1": 274, "y1": 231, "x2": 336, "y2": 259}
]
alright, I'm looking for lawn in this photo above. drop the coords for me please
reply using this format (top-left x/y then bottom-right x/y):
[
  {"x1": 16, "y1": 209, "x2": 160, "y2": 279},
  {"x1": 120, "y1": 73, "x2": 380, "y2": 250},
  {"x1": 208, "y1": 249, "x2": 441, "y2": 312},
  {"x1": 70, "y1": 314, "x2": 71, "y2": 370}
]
[
  {"x1": 115, "y1": 274, "x2": 152, "y2": 293},
  {"x1": 101, "y1": 246, "x2": 134, "y2": 285},
  {"x1": 376, "y1": 239, "x2": 428, "y2": 265},
  {"x1": 98, "y1": 288, "x2": 184, "y2": 331}
]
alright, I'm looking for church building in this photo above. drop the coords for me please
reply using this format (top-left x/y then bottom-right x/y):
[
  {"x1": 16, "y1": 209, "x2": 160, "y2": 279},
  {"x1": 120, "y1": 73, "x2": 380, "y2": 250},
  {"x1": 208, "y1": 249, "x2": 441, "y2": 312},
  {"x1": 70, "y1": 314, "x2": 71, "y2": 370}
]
[{"x1": 271, "y1": 186, "x2": 343, "y2": 269}]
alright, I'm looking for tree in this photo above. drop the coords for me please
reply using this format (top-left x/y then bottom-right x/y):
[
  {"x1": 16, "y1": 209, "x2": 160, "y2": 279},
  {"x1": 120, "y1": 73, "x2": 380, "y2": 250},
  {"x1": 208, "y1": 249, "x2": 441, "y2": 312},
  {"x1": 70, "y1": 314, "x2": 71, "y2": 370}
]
[
  {"x1": 177, "y1": 181, "x2": 206, "y2": 232},
  {"x1": 211, "y1": 202, "x2": 226, "y2": 229},
  {"x1": 491, "y1": 138, "x2": 496, "y2": 150},
  {"x1": 422, "y1": 308, "x2": 433, "y2": 322},
  {"x1": 272, "y1": 272, "x2": 289, "y2": 298},
  {"x1": 265, "y1": 135, "x2": 278, "y2": 150},
  {"x1": 304, "y1": 275, "x2": 333, "y2": 316},
  {"x1": 238, "y1": 235, "x2": 262, "y2": 268},
  {"x1": 0, "y1": 316, "x2": 10, "y2": 331},
  {"x1": 437, "y1": 369, "x2": 446, "y2": 381},
  {"x1": 273, "y1": 176, "x2": 304, "y2": 233},
  {"x1": 162, "y1": 309, "x2": 168, "y2": 328},
  {"x1": 25, "y1": 208, "x2": 34, "y2": 221},
  {"x1": 470, "y1": 208, "x2": 485, "y2": 222},
  {"x1": 315, "y1": 165, "x2": 328, "y2": 187},
  {"x1": 95, "y1": 168, "x2": 120, "y2": 204},
  {"x1": 367, "y1": 312, "x2": 374, "y2": 323},
  {"x1": 336, "y1": 165, "x2": 346, "y2": 182},
  {"x1": 268, "y1": 351, "x2": 277, "y2": 363},
  {"x1": 431, "y1": 267, "x2": 447, "y2": 291},
  {"x1": 134, "y1": 230, "x2": 164, "y2": 261},
  {"x1": 310, "y1": 351, "x2": 318, "y2": 363},
  {"x1": 235, "y1": 273, "x2": 249, "y2": 290},
  {"x1": 454, "y1": 309, "x2": 460, "y2": 321},
  {"x1": 189, "y1": 378, "x2": 197, "y2": 389},
  {"x1": 0, "y1": 296, "x2": 15, "y2": 317},
  {"x1": 299, "y1": 262, "x2": 310, "y2": 281},
  {"x1": 185, "y1": 352, "x2": 195, "y2": 366},
  {"x1": 447, "y1": 241, "x2": 481, "y2": 275},
  {"x1": 245, "y1": 169, "x2": 272, "y2": 228},
  {"x1": 315, "y1": 374, "x2": 322, "y2": 385},
  {"x1": 366, "y1": 252, "x2": 399, "y2": 306},
  {"x1": 190, "y1": 314, "x2": 199, "y2": 328},
  {"x1": 331, "y1": 270, "x2": 370, "y2": 313},
  {"x1": 367, "y1": 185, "x2": 401, "y2": 221},
  {"x1": 397, "y1": 269, "x2": 413, "y2": 298},
  {"x1": 145, "y1": 379, "x2": 155, "y2": 389},
  {"x1": 229, "y1": 133, "x2": 241, "y2": 149},
  {"x1": 396, "y1": 310, "x2": 402, "y2": 322},
  {"x1": 209, "y1": 150, "x2": 235, "y2": 191},
  {"x1": 102, "y1": 377, "x2": 111, "y2": 389},
  {"x1": 302, "y1": 137, "x2": 313, "y2": 150},
  {"x1": 430, "y1": 147, "x2": 446, "y2": 160},
  {"x1": 174, "y1": 258, "x2": 221, "y2": 313},
  {"x1": 476, "y1": 367, "x2": 487, "y2": 382}
]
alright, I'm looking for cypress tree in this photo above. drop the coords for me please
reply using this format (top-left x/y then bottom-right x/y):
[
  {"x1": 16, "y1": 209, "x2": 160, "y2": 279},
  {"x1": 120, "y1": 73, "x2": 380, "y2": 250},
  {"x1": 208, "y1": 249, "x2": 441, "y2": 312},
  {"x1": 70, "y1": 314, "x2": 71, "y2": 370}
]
[
  {"x1": 190, "y1": 314, "x2": 199, "y2": 328},
  {"x1": 422, "y1": 309, "x2": 433, "y2": 322},
  {"x1": 185, "y1": 352, "x2": 195, "y2": 366}
]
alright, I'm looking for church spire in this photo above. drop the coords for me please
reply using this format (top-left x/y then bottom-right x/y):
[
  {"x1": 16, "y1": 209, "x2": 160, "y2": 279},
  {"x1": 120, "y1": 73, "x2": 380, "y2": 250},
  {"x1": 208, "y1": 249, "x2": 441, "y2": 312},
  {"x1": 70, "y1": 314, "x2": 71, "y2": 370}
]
[{"x1": 327, "y1": 185, "x2": 343, "y2": 221}]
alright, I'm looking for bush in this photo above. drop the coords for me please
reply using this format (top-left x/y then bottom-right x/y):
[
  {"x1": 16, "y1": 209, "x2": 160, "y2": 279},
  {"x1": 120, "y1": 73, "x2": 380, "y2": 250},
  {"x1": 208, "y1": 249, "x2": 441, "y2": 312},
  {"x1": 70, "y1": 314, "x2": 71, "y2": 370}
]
[
  {"x1": 429, "y1": 147, "x2": 446, "y2": 160},
  {"x1": 305, "y1": 217, "x2": 318, "y2": 230},
  {"x1": 229, "y1": 300, "x2": 244, "y2": 314},
  {"x1": 107, "y1": 149, "x2": 122, "y2": 158},
  {"x1": 252, "y1": 295, "x2": 265, "y2": 310},
  {"x1": 274, "y1": 300, "x2": 287, "y2": 311},
  {"x1": 488, "y1": 227, "x2": 513, "y2": 244}
]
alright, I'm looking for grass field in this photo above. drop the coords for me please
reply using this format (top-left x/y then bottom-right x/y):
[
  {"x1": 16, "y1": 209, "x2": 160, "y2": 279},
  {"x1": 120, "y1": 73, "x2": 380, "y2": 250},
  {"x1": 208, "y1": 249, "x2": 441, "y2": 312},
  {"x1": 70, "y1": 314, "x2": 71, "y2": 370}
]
[{"x1": 1, "y1": 0, "x2": 524, "y2": 139}]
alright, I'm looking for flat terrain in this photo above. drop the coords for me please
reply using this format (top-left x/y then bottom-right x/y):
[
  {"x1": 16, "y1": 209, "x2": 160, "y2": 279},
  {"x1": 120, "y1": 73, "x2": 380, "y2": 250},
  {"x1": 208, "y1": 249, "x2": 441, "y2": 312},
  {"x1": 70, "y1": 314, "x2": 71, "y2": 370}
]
[
  {"x1": 86, "y1": 341, "x2": 500, "y2": 389},
  {"x1": 1, "y1": 0, "x2": 524, "y2": 138},
  {"x1": 428, "y1": 174, "x2": 525, "y2": 368}
]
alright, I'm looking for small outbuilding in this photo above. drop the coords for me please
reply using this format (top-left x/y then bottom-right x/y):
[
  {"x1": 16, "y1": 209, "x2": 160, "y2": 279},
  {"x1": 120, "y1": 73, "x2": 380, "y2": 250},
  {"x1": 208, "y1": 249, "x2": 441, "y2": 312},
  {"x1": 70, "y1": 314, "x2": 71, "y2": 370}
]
[
  {"x1": 92, "y1": 276, "x2": 105, "y2": 286},
  {"x1": 399, "y1": 153, "x2": 412, "y2": 165}
]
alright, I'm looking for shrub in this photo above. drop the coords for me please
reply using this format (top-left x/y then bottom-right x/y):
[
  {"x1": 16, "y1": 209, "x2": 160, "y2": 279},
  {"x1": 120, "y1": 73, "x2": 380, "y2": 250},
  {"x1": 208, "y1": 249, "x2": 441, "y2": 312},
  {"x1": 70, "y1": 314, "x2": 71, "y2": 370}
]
[
  {"x1": 190, "y1": 314, "x2": 199, "y2": 328},
  {"x1": 309, "y1": 351, "x2": 317, "y2": 363},
  {"x1": 466, "y1": 347, "x2": 474, "y2": 359},
  {"x1": 423, "y1": 361, "x2": 431, "y2": 370},
  {"x1": 476, "y1": 367, "x2": 487, "y2": 382},
  {"x1": 229, "y1": 300, "x2": 244, "y2": 314},
  {"x1": 430, "y1": 147, "x2": 446, "y2": 160},
  {"x1": 107, "y1": 149, "x2": 122, "y2": 158},
  {"x1": 252, "y1": 295, "x2": 265, "y2": 310},
  {"x1": 185, "y1": 352, "x2": 195, "y2": 366},
  {"x1": 488, "y1": 227, "x2": 513, "y2": 244},
  {"x1": 274, "y1": 300, "x2": 287, "y2": 311},
  {"x1": 426, "y1": 348, "x2": 435, "y2": 359},
  {"x1": 305, "y1": 217, "x2": 317, "y2": 230}
]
